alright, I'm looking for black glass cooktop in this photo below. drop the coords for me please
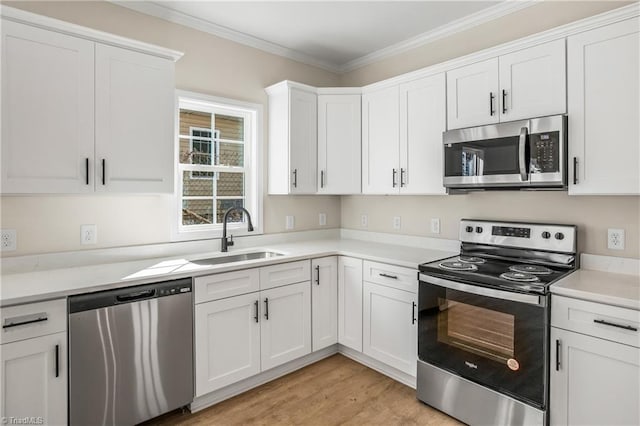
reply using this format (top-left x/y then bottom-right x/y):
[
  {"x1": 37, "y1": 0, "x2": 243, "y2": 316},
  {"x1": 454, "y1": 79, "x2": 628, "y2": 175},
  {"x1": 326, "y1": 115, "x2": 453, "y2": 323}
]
[{"x1": 419, "y1": 255, "x2": 576, "y2": 295}]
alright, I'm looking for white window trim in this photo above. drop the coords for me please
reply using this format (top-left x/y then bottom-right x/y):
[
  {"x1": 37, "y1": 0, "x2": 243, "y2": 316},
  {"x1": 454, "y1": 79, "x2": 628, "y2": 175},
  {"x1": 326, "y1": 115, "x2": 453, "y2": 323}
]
[{"x1": 171, "y1": 89, "x2": 263, "y2": 242}]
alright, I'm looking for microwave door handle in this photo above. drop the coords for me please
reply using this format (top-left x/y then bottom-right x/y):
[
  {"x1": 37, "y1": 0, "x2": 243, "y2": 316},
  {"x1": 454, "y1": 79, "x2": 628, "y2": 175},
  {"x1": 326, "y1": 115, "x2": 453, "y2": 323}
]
[{"x1": 519, "y1": 127, "x2": 528, "y2": 181}]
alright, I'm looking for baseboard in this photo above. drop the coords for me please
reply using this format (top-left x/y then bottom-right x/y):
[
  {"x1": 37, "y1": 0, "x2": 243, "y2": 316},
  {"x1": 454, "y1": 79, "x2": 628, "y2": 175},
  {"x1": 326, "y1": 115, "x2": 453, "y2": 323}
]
[
  {"x1": 338, "y1": 344, "x2": 417, "y2": 389},
  {"x1": 190, "y1": 345, "x2": 339, "y2": 412}
]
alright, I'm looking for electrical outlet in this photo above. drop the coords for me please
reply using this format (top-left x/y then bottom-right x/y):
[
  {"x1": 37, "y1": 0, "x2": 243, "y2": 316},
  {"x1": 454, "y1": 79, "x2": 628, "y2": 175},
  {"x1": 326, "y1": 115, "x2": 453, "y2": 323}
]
[
  {"x1": 608, "y1": 228, "x2": 625, "y2": 250},
  {"x1": 319, "y1": 213, "x2": 327, "y2": 226},
  {"x1": 431, "y1": 218, "x2": 441, "y2": 234},
  {"x1": 81, "y1": 224, "x2": 97, "y2": 245},
  {"x1": 285, "y1": 215, "x2": 295, "y2": 230},
  {"x1": 393, "y1": 216, "x2": 401, "y2": 230},
  {"x1": 1, "y1": 229, "x2": 17, "y2": 251},
  {"x1": 361, "y1": 214, "x2": 368, "y2": 228}
]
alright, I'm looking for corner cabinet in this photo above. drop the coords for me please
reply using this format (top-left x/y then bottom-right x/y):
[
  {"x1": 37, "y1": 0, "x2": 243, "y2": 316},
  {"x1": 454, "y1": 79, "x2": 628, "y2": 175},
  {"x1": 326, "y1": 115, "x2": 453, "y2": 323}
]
[
  {"x1": 447, "y1": 39, "x2": 566, "y2": 130},
  {"x1": 567, "y1": 17, "x2": 640, "y2": 195},
  {"x1": 311, "y1": 257, "x2": 338, "y2": 351},
  {"x1": 338, "y1": 257, "x2": 363, "y2": 352},
  {"x1": 266, "y1": 81, "x2": 317, "y2": 194},
  {"x1": 1, "y1": 18, "x2": 181, "y2": 194}
]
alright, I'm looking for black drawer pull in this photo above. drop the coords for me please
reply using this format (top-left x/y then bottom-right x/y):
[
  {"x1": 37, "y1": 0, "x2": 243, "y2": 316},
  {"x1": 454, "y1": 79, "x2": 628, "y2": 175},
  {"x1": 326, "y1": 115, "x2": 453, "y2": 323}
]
[
  {"x1": 593, "y1": 319, "x2": 638, "y2": 332},
  {"x1": 315, "y1": 265, "x2": 320, "y2": 285},
  {"x1": 3, "y1": 316, "x2": 48, "y2": 329},
  {"x1": 55, "y1": 344, "x2": 60, "y2": 378},
  {"x1": 379, "y1": 273, "x2": 398, "y2": 279},
  {"x1": 254, "y1": 300, "x2": 259, "y2": 323}
]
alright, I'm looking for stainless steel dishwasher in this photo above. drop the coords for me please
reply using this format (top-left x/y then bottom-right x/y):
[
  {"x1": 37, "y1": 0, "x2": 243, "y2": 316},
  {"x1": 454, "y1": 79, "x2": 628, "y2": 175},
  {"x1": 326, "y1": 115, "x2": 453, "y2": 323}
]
[{"x1": 68, "y1": 278, "x2": 193, "y2": 425}]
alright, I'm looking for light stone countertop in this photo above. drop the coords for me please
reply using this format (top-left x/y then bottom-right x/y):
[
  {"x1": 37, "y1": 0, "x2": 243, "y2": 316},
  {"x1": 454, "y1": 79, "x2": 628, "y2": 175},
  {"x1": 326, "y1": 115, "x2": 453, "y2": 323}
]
[{"x1": 0, "y1": 238, "x2": 456, "y2": 307}]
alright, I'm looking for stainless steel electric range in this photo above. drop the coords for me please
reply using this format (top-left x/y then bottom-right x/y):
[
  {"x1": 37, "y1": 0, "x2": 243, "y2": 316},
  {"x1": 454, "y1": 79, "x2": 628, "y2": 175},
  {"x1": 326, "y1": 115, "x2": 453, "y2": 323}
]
[{"x1": 417, "y1": 219, "x2": 578, "y2": 426}]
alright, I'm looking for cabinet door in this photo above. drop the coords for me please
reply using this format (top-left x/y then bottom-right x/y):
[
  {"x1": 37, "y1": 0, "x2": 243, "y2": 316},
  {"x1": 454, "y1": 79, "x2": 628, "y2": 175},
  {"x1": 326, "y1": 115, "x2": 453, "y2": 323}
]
[
  {"x1": 338, "y1": 257, "x2": 363, "y2": 352},
  {"x1": 499, "y1": 39, "x2": 566, "y2": 122},
  {"x1": 568, "y1": 17, "x2": 639, "y2": 195},
  {"x1": 194, "y1": 293, "x2": 261, "y2": 396},
  {"x1": 1, "y1": 21, "x2": 94, "y2": 194},
  {"x1": 317, "y1": 94, "x2": 361, "y2": 194},
  {"x1": 399, "y1": 73, "x2": 447, "y2": 195},
  {"x1": 363, "y1": 282, "x2": 417, "y2": 376},
  {"x1": 289, "y1": 88, "x2": 317, "y2": 194},
  {"x1": 95, "y1": 44, "x2": 175, "y2": 193},
  {"x1": 550, "y1": 327, "x2": 640, "y2": 426},
  {"x1": 261, "y1": 281, "x2": 311, "y2": 370},
  {"x1": 447, "y1": 58, "x2": 499, "y2": 129},
  {"x1": 0, "y1": 332, "x2": 67, "y2": 425},
  {"x1": 311, "y1": 257, "x2": 338, "y2": 351},
  {"x1": 362, "y1": 86, "x2": 400, "y2": 194}
]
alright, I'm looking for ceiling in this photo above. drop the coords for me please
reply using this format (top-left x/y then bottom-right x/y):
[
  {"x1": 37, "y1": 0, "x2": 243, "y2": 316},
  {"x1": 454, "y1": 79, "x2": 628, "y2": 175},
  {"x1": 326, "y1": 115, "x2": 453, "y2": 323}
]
[{"x1": 115, "y1": 1, "x2": 538, "y2": 73}]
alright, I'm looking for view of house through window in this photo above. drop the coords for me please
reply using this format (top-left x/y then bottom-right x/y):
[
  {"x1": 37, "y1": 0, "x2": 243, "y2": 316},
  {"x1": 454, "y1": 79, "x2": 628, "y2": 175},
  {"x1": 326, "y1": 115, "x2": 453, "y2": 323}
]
[{"x1": 177, "y1": 94, "x2": 258, "y2": 236}]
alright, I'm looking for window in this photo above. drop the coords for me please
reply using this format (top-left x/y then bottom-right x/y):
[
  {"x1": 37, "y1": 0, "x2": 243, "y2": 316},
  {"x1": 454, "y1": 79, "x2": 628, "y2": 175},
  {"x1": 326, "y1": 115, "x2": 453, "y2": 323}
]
[{"x1": 174, "y1": 91, "x2": 262, "y2": 240}]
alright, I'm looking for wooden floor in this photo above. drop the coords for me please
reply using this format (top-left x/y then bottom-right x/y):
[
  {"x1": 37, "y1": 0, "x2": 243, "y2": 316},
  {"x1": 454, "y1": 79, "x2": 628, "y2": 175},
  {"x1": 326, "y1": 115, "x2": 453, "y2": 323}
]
[{"x1": 146, "y1": 354, "x2": 462, "y2": 425}]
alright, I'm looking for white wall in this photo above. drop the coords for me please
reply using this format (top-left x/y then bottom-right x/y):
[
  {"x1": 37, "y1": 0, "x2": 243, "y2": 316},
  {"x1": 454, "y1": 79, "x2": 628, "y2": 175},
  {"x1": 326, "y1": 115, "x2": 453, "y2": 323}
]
[{"x1": 0, "y1": 1, "x2": 342, "y2": 256}]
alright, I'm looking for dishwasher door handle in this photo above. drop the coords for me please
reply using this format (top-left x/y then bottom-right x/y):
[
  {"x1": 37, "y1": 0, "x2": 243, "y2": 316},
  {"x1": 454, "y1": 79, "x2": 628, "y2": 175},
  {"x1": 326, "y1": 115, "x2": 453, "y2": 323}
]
[{"x1": 116, "y1": 289, "x2": 156, "y2": 303}]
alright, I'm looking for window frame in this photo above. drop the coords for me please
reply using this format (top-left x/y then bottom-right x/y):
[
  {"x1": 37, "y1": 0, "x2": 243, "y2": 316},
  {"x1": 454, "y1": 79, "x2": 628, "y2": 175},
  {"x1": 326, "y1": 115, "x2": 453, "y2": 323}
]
[
  {"x1": 171, "y1": 90, "x2": 263, "y2": 242},
  {"x1": 188, "y1": 126, "x2": 218, "y2": 180}
]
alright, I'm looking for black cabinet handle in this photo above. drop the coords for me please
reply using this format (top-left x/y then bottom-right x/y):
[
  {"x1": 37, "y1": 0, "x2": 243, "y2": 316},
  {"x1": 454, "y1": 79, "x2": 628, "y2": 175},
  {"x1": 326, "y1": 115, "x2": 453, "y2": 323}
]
[
  {"x1": 320, "y1": 170, "x2": 324, "y2": 188},
  {"x1": 489, "y1": 92, "x2": 495, "y2": 116},
  {"x1": 264, "y1": 298, "x2": 269, "y2": 320},
  {"x1": 2, "y1": 316, "x2": 48, "y2": 329},
  {"x1": 502, "y1": 89, "x2": 507, "y2": 114},
  {"x1": 392, "y1": 169, "x2": 397, "y2": 188},
  {"x1": 412, "y1": 302, "x2": 417, "y2": 325},
  {"x1": 573, "y1": 157, "x2": 578, "y2": 185},
  {"x1": 85, "y1": 158, "x2": 89, "y2": 185},
  {"x1": 55, "y1": 344, "x2": 60, "y2": 378},
  {"x1": 292, "y1": 169, "x2": 297, "y2": 188},
  {"x1": 379, "y1": 273, "x2": 398, "y2": 279},
  {"x1": 400, "y1": 168, "x2": 406, "y2": 187},
  {"x1": 254, "y1": 300, "x2": 259, "y2": 323},
  {"x1": 315, "y1": 265, "x2": 320, "y2": 285},
  {"x1": 593, "y1": 319, "x2": 638, "y2": 331},
  {"x1": 555, "y1": 339, "x2": 561, "y2": 371},
  {"x1": 101, "y1": 159, "x2": 106, "y2": 185}
]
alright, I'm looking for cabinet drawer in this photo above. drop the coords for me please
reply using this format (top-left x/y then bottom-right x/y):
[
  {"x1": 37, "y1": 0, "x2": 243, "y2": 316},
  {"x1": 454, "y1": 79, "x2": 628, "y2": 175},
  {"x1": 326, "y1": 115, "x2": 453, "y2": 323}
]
[
  {"x1": 260, "y1": 260, "x2": 311, "y2": 291},
  {"x1": 552, "y1": 295, "x2": 640, "y2": 348},
  {"x1": 194, "y1": 268, "x2": 260, "y2": 304},
  {"x1": 1, "y1": 299, "x2": 67, "y2": 344},
  {"x1": 363, "y1": 260, "x2": 417, "y2": 293}
]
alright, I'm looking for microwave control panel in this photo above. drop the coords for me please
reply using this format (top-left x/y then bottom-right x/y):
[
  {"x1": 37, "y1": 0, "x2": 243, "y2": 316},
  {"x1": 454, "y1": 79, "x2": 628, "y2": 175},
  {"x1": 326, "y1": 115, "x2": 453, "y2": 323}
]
[{"x1": 529, "y1": 131, "x2": 559, "y2": 173}]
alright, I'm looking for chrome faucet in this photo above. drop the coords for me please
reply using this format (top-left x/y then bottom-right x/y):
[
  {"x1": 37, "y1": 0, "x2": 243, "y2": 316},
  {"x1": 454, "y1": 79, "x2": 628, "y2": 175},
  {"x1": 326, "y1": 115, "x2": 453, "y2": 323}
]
[{"x1": 221, "y1": 207, "x2": 254, "y2": 252}]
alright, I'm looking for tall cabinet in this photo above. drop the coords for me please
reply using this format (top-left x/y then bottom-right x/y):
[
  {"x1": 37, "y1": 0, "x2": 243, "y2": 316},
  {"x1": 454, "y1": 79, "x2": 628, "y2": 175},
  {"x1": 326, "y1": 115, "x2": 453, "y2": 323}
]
[{"x1": 567, "y1": 17, "x2": 640, "y2": 195}]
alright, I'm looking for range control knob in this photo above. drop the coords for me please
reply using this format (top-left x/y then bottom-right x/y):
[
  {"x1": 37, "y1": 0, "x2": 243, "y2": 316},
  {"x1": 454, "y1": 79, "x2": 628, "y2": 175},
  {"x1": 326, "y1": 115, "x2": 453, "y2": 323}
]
[
  {"x1": 542, "y1": 231, "x2": 551, "y2": 239},
  {"x1": 466, "y1": 226, "x2": 473, "y2": 233},
  {"x1": 476, "y1": 226, "x2": 483, "y2": 233},
  {"x1": 555, "y1": 232, "x2": 565, "y2": 240}
]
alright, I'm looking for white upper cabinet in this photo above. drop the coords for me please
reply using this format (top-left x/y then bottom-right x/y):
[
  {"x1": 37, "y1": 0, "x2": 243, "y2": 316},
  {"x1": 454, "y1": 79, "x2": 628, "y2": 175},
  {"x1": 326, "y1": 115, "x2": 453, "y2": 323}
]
[
  {"x1": 317, "y1": 93, "x2": 361, "y2": 194},
  {"x1": 95, "y1": 45, "x2": 175, "y2": 193},
  {"x1": 362, "y1": 85, "x2": 400, "y2": 194},
  {"x1": 499, "y1": 39, "x2": 566, "y2": 122},
  {"x1": 447, "y1": 58, "x2": 499, "y2": 129},
  {"x1": 266, "y1": 82, "x2": 317, "y2": 194},
  {"x1": 1, "y1": 21, "x2": 95, "y2": 194},
  {"x1": 447, "y1": 40, "x2": 567, "y2": 129},
  {"x1": 399, "y1": 73, "x2": 447, "y2": 195},
  {"x1": 0, "y1": 16, "x2": 181, "y2": 194},
  {"x1": 568, "y1": 17, "x2": 640, "y2": 195}
]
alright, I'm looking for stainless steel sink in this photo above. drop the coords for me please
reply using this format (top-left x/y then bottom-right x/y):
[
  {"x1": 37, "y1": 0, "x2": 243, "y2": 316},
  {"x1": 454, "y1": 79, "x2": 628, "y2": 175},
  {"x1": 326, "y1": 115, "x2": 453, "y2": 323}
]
[{"x1": 191, "y1": 251, "x2": 283, "y2": 266}]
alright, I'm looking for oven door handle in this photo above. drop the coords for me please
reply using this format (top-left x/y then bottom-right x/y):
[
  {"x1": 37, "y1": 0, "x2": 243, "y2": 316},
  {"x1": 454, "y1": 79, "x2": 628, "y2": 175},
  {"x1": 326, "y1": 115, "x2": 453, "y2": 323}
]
[
  {"x1": 518, "y1": 126, "x2": 529, "y2": 181},
  {"x1": 419, "y1": 274, "x2": 542, "y2": 306}
]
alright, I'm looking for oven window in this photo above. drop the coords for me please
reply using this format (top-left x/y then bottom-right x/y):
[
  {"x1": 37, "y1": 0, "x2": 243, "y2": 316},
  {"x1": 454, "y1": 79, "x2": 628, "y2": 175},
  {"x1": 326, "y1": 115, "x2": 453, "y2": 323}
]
[{"x1": 437, "y1": 299, "x2": 515, "y2": 363}]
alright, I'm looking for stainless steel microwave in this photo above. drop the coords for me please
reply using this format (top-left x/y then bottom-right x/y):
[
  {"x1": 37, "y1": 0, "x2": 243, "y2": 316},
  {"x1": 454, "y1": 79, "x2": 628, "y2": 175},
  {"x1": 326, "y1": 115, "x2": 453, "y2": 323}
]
[{"x1": 443, "y1": 115, "x2": 567, "y2": 192}]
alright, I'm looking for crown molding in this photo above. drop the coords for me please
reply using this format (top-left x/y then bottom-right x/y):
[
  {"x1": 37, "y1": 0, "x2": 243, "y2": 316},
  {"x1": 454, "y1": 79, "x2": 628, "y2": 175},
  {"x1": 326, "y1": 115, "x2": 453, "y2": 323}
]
[
  {"x1": 110, "y1": 0, "x2": 343, "y2": 73},
  {"x1": 0, "y1": 5, "x2": 183, "y2": 61}
]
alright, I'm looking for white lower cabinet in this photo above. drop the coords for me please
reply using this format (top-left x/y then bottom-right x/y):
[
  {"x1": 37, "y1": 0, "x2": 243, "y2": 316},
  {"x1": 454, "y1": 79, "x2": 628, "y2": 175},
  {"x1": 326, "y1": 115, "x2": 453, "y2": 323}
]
[
  {"x1": 311, "y1": 257, "x2": 338, "y2": 351},
  {"x1": 1, "y1": 332, "x2": 67, "y2": 425},
  {"x1": 362, "y1": 281, "x2": 417, "y2": 376},
  {"x1": 550, "y1": 327, "x2": 640, "y2": 426},
  {"x1": 195, "y1": 293, "x2": 261, "y2": 396},
  {"x1": 338, "y1": 257, "x2": 363, "y2": 351}
]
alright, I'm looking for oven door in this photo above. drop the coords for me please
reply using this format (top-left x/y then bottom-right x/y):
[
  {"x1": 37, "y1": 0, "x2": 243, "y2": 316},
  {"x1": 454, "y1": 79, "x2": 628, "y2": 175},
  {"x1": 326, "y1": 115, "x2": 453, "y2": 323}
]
[{"x1": 418, "y1": 274, "x2": 548, "y2": 409}]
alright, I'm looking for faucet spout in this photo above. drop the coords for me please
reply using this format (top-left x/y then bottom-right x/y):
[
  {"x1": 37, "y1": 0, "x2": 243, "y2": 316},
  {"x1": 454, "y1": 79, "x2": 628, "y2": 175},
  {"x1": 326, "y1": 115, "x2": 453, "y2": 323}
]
[{"x1": 221, "y1": 207, "x2": 254, "y2": 252}]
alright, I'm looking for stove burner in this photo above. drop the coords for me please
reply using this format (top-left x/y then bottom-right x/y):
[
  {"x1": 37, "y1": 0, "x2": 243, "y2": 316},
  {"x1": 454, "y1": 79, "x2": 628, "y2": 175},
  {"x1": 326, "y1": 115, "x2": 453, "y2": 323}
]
[
  {"x1": 458, "y1": 256, "x2": 486, "y2": 264},
  {"x1": 509, "y1": 264, "x2": 553, "y2": 275},
  {"x1": 439, "y1": 261, "x2": 478, "y2": 271},
  {"x1": 500, "y1": 272, "x2": 540, "y2": 282}
]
